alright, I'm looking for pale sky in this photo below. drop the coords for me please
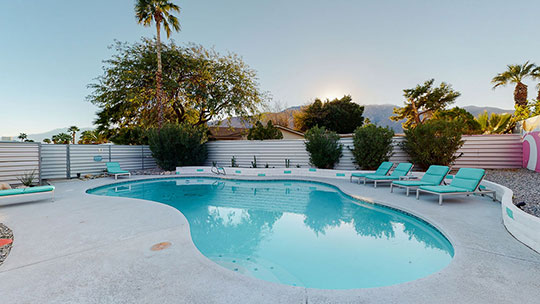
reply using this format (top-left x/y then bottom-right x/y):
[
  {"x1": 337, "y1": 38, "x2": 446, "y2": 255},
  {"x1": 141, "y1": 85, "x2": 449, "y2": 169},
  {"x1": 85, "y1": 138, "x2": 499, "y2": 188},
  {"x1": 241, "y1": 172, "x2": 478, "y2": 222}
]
[{"x1": 1, "y1": 0, "x2": 540, "y2": 135}]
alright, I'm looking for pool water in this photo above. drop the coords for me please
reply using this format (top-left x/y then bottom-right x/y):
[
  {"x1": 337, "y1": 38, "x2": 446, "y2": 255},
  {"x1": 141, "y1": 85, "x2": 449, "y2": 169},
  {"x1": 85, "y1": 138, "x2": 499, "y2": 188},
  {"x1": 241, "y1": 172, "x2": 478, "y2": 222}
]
[{"x1": 88, "y1": 178, "x2": 454, "y2": 289}]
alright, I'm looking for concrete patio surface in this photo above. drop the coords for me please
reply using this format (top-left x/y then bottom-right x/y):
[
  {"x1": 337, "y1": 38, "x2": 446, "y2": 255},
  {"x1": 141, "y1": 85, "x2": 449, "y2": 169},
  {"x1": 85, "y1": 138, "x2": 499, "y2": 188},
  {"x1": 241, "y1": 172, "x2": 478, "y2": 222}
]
[{"x1": 0, "y1": 175, "x2": 539, "y2": 304}]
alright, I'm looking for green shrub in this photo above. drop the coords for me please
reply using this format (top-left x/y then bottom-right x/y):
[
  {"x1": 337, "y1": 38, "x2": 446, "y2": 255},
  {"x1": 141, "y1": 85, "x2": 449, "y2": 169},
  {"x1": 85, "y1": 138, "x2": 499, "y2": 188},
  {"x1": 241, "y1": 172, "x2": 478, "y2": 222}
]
[
  {"x1": 401, "y1": 119, "x2": 464, "y2": 169},
  {"x1": 148, "y1": 123, "x2": 208, "y2": 171},
  {"x1": 350, "y1": 124, "x2": 394, "y2": 169},
  {"x1": 247, "y1": 120, "x2": 283, "y2": 140},
  {"x1": 304, "y1": 126, "x2": 343, "y2": 169}
]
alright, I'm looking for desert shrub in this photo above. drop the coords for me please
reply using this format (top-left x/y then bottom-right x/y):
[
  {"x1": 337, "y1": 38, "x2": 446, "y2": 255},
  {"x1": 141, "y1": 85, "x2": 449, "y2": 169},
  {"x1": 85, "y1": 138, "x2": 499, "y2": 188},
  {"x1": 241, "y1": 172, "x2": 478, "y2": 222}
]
[
  {"x1": 148, "y1": 123, "x2": 208, "y2": 171},
  {"x1": 304, "y1": 126, "x2": 343, "y2": 169},
  {"x1": 350, "y1": 124, "x2": 394, "y2": 169},
  {"x1": 401, "y1": 119, "x2": 464, "y2": 169},
  {"x1": 17, "y1": 169, "x2": 37, "y2": 186}
]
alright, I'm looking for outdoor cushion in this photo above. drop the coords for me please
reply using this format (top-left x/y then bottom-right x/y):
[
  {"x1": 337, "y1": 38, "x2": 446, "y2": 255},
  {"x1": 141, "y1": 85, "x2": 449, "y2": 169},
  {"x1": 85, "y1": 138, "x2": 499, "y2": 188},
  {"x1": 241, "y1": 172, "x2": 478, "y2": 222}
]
[
  {"x1": 419, "y1": 165, "x2": 450, "y2": 185},
  {"x1": 390, "y1": 163, "x2": 413, "y2": 177},
  {"x1": 392, "y1": 180, "x2": 434, "y2": 187},
  {"x1": 351, "y1": 162, "x2": 393, "y2": 177},
  {"x1": 448, "y1": 168, "x2": 485, "y2": 192},
  {"x1": 106, "y1": 162, "x2": 129, "y2": 174},
  {"x1": 365, "y1": 175, "x2": 401, "y2": 180},
  {"x1": 0, "y1": 185, "x2": 55, "y2": 197},
  {"x1": 418, "y1": 185, "x2": 471, "y2": 193}
]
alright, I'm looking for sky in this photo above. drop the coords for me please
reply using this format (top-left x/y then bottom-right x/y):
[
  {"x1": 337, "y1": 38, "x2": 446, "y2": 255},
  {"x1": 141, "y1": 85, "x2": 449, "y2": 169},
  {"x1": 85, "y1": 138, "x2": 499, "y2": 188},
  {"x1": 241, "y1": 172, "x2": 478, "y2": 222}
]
[{"x1": 1, "y1": 0, "x2": 540, "y2": 135}]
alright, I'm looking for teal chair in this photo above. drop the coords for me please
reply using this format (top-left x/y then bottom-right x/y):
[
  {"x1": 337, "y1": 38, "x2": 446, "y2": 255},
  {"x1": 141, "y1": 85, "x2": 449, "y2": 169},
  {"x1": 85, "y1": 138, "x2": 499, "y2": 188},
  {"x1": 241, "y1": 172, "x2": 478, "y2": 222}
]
[
  {"x1": 106, "y1": 162, "x2": 131, "y2": 180},
  {"x1": 364, "y1": 163, "x2": 414, "y2": 188},
  {"x1": 390, "y1": 165, "x2": 450, "y2": 196},
  {"x1": 416, "y1": 168, "x2": 496, "y2": 205},
  {"x1": 350, "y1": 162, "x2": 393, "y2": 184}
]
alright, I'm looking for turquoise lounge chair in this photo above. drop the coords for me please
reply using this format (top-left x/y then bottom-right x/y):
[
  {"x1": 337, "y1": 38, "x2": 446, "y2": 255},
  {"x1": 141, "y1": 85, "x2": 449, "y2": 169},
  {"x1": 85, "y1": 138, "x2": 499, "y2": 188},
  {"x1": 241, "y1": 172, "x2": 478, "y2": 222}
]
[
  {"x1": 416, "y1": 168, "x2": 496, "y2": 205},
  {"x1": 350, "y1": 162, "x2": 393, "y2": 184},
  {"x1": 106, "y1": 162, "x2": 131, "y2": 180},
  {"x1": 390, "y1": 165, "x2": 450, "y2": 196},
  {"x1": 364, "y1": 163, "x2": 414, "y2": 188},
  {"x1": 0, "y1": 185, "x2": 55, "y2": 206}
]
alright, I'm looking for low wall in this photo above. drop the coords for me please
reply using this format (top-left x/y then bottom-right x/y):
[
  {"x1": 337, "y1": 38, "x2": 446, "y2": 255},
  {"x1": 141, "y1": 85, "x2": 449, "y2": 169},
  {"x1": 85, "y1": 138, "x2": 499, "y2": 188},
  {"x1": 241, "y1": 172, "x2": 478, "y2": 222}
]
[
  {"x1": 490, "y1": 180, "x2": 540, "y2": 253},
  {"x1": 177, "y1": 166, "x2": 365, "y2": 180}
]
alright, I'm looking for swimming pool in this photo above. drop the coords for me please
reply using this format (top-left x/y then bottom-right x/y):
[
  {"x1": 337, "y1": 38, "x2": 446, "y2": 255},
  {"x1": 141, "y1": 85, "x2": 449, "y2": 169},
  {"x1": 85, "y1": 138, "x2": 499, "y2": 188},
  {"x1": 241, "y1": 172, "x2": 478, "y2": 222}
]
[{"x1": 88, "y1": 177, "x2": 454, "y2": 289}]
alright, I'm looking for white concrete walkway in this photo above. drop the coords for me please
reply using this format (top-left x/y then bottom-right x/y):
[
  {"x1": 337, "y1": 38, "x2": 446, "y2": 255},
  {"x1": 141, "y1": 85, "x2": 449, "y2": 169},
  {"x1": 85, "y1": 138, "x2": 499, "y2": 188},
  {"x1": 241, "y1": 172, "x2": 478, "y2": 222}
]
[{"x1": 0, "y1": 175, "x2": 539, "y2": 304}]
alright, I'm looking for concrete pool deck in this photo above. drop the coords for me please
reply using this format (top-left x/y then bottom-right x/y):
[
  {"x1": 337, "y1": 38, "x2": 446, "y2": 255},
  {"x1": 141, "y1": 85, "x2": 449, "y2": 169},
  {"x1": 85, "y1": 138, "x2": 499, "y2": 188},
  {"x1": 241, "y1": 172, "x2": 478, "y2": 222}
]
[{"x1": 0, "y1": 175, "x2": 539, "y2": 304}]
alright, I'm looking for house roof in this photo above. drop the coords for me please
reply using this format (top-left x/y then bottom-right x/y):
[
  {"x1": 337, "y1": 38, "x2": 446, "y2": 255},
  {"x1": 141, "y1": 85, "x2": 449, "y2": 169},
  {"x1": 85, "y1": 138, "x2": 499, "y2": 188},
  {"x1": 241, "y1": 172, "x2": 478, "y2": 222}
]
[{"x1": 208, "y1": 127, "x2": 247, "y2": 140}]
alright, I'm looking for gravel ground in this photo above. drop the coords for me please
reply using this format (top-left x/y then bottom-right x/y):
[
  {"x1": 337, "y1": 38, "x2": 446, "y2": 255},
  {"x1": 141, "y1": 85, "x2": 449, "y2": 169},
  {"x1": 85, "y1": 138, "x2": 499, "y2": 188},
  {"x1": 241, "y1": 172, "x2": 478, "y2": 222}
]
[
  {"x1": 0, "y1": 223, "x2": 13, "y2": 266},
  {"x1": 486, "y1": 168, "x2": 540, "y2": 218}
]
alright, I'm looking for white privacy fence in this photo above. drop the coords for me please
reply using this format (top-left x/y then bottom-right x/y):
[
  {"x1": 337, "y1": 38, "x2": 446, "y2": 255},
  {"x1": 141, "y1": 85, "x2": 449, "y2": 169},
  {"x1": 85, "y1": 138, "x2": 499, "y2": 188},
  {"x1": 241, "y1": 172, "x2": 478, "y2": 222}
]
[
  {"x1": 41, "y1": 144, "x2": 156, "y2": 179},
  {"x1": 205, "y1": 134, "x2": 523, "y2": 170},
  {"x1": 0, "y1": 134, "x2": 523, "y2": 185},
  {"x1": 0, "y1": 142, "x2": 156, "y2": 184},
  {"x1": 0, "y1": 142, "x2": 41, "y2": 185}
]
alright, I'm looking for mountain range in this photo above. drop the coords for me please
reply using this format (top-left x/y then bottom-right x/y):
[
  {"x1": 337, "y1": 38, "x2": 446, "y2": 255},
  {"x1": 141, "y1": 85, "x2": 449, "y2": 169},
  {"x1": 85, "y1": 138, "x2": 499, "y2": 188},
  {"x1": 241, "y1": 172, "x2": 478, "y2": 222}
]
[
  {"x1": 23, "y1": 104, "x2": 513, "y2": 141},
  {"x1": 214, "y1": 104, "x2": 514, "y2": 133}
]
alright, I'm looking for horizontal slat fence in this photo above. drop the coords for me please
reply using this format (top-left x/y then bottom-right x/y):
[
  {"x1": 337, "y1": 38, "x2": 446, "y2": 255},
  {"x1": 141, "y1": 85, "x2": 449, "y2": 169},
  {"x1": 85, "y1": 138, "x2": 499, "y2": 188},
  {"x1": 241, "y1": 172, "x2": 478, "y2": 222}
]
[
  {"x1": 41, "y1": 144, "x2": 157, "y2": 179},
  {"x1": 0, "y1": 142, "x2": 41, "y2": 184},
  {"x1": 0, "y1": 134, "x2": 525, "y2": 185},
  {"x1": 206, "y1": 134, "x2": 523, "y2": 170}
]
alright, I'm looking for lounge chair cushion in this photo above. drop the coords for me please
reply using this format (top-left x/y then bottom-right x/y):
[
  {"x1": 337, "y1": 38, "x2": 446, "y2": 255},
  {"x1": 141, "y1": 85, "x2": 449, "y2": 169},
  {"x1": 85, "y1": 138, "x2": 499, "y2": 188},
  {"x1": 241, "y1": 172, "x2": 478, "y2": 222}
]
[
  {"x1": 449, "y1": 168, "x2": 485, "y2": 192},
  {"x1": 351, "y1": 172, "x2": 378, "y2": 178},
  {"x1": 106, "y1": 162, "x2": 129, "y2": 174},
  {"x1": 389, "y1": 163, "x2": 413, "y2": 177},
  {"x1": 392, "y1": 180, "x2": 435, "y2": 187},
  {"x1": 418, "y1": 185, "x2": 470, "y2": 193},
  {"x1": 0, "y1": 185, "x2": 55, "y2": 197},
  {"x1": 351, "y1": 162, "x2": 393, "y2": 177},
  {"x1": 420, "y1": 165, "x2": 450, "y2": 185},
  {"x1": 365, "y1": 175, "x2": 401, "y2": 180}
]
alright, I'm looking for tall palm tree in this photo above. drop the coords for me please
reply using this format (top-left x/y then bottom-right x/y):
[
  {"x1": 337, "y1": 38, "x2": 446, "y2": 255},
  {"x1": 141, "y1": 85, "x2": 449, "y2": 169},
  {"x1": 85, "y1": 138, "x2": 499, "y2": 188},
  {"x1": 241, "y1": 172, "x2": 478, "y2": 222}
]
[
  {"x1": 135, "y1": 0, "x2": 181, "y2": 128},
  {"x1": 492, "y1": 61, "x2": 537, "y2": 107},
  {"x1": 67, "y1": 126, "x2": 80, "y2": 144},
  {"x1": 532, "y1": 66, "x2": 540, "y2": 102}
]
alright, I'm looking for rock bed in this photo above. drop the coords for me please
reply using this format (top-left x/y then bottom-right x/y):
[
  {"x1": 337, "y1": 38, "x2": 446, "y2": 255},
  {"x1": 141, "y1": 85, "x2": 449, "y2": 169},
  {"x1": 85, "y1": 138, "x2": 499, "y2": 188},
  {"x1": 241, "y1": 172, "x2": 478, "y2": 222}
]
[
  {"x1": 131, "y1": 168, "x2": 175, "y2": 175},
  {"x1": 486, "y1": 169, "x2": 540, "y2": 218},
  {"x1": 0, "y1": 223, "x2": 13, "y2": 266}
]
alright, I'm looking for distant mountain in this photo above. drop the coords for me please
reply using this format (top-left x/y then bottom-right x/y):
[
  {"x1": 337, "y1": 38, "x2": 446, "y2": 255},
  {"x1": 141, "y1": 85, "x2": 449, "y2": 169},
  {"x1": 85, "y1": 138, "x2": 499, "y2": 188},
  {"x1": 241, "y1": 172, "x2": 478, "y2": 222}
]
[
  {"x1": 203, "y1": 104, "x2": 514, "y2": 133},
  {"x1": 27, "y1": 127, "x2": 93, "y2": 142}
]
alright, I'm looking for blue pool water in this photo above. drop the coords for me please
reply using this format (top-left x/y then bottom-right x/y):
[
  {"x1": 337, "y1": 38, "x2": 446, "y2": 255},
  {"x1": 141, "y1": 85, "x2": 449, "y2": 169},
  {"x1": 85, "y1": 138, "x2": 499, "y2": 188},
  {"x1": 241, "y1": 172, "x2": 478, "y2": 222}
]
[{"x1": 88, "y1": 178, "x2": 454, "y2": 289}]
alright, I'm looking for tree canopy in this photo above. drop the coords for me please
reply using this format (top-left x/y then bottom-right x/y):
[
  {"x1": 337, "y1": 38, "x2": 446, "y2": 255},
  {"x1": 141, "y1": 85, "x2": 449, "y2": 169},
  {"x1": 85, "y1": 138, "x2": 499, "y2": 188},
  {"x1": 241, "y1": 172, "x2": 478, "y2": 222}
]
[
  {"x1": 294, "y1": 95, "x2": 364, "y2": 134},
  {"x1": 432, "y1": 107, "x2": 481, "y2": 135},
  {"x1": 391, "y1": 79, "x2": 461, "y2": 129},
  {"x1": 88, "y1": 39, "x2": 266, "y2": 135},
  {"x1": 247, "y1": 120, "x2": 283, "y2": 140}
]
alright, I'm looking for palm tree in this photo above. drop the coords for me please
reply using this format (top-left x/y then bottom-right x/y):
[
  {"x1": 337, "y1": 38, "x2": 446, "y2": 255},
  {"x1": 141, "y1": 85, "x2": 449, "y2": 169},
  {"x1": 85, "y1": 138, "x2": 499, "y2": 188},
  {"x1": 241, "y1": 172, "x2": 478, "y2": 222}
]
[
  {"x1": 532, "y1": 66, "x2": 540, "y2": 102},
  {"x1": 135, "y1": 0, "x2": 181, "y2": 128},
  {"x1": 475, "y1": 111, "x2": 513, "y2": 134},
  {"x1": 67, "y1": 126, "x2": 80, "y2": 144},
  {"x1": 492, "y1": 61, "x2": 537, "y2": 107},
  {"x1": 18, "y1": 133, "x2": 28, "y2": 142}
]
